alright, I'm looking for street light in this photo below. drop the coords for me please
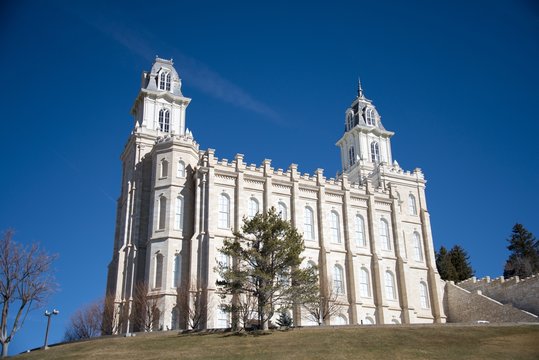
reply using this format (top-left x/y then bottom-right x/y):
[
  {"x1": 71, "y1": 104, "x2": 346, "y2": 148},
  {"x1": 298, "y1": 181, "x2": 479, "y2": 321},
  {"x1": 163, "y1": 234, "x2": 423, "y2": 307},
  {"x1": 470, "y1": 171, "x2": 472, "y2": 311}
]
[{"x1": 43, "y1": 309, "x2": 59, "y2": 350}]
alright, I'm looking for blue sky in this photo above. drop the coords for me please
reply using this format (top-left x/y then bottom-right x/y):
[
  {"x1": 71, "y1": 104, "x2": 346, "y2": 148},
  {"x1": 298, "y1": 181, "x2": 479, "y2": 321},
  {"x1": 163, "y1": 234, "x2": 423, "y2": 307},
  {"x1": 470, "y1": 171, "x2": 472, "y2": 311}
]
[{"x1": 1, "y1": 0, "x2": 538, "y2": 354}]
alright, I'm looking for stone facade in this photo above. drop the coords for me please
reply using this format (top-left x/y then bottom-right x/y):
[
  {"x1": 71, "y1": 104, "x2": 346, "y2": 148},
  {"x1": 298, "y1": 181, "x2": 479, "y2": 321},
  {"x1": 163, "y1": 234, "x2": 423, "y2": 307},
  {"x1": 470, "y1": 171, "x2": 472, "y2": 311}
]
[
  {"x1": 444, "y1": 281, "x2": 538, "y2": 323},
  {"x1": 456, "y1": 274, "x2": 539, "y2": 317},
  {"x1": 105, "y1": 58, "x2": 447, "y2": 333}
]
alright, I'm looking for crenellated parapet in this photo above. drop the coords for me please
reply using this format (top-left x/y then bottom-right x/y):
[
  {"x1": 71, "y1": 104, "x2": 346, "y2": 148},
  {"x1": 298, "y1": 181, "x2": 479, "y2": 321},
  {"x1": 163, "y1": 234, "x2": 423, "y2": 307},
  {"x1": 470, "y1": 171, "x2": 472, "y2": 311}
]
[{"x1": 457, "y1": 273, "x2": 539, "y2": 316}]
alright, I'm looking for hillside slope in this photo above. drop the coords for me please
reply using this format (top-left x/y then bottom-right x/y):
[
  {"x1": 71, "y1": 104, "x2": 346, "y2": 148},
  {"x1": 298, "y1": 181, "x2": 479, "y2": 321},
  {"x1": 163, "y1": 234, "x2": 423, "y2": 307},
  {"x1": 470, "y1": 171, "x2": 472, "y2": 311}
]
[{"x1": 14, "y1": 324, "x2": 539, "y2": 360}]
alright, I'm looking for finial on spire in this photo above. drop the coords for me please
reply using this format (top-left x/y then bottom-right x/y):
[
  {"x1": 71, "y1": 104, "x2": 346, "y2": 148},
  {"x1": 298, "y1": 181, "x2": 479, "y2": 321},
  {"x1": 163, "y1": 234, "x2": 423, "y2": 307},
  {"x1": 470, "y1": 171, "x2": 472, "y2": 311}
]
[{"x1": 357, "y1": 77, "x2": 364, "y2": 98}]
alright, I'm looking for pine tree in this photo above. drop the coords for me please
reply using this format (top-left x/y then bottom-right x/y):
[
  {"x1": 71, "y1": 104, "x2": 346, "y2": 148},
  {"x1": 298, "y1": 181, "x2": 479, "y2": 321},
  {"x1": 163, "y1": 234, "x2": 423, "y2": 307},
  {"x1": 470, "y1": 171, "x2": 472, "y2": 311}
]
[
  {"x1": 216, "y1": 208, "x2": 318, "y2": 331},
  {"x1": 435, "y1": 246, "x2": 457, "y2": 281},
  {"x1": 448, "y1": 245, "x2": 474, "y2": 281},
  {"x1": 503, "y1": 223, "x2": 539, "y2": 279},
  {"x1": 435, "y1": 245, "x2": 473, "y2": 282},
  {"x1": 276, "y1": 309, "x2": 293, "y2": 328}
]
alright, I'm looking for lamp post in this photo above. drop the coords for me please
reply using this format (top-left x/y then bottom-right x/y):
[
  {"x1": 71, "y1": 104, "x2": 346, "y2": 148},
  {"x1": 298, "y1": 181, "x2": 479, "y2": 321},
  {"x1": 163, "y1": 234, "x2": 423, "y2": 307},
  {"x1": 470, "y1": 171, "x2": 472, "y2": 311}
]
[{"x1": 43, "y1": 309, "x2": 59, "y2": 349}]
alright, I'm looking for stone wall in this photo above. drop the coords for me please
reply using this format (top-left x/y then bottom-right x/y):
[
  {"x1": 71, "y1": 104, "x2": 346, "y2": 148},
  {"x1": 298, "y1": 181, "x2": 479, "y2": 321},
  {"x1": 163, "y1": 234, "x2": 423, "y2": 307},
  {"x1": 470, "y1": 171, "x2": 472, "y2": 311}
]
[
  {"x1": 444, "y1": 282, "x2": 538, "y2": 323},
  {"x1": 457, "y1": 274, "x2": 539, "y2": 316}
]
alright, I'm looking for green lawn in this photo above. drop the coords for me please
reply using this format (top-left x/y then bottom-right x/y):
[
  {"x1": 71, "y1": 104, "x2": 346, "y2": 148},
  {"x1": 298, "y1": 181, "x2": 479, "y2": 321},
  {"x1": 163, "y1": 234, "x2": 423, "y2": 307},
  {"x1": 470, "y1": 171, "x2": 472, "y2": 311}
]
[{"x1": 13, "y1": 324, "x2": 539, "y2": 360}]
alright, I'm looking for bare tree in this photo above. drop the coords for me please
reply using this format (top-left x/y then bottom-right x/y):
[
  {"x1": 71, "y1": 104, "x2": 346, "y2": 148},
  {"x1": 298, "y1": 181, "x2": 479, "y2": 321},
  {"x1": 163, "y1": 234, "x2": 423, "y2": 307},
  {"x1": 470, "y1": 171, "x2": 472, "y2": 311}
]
[
  {"x1": 176, "y1": 280, "x2": 210, "y2": 330},
  {"x1": 102, "y1": 292, "x2": 127, "y2": 335},
  {"x1": 131, "y1": 282, "x2": 160, "y2": 332},
  {"x1": 302, "y1": 284, "x2": 343, "y2": 326},
  {"x1": 0, "y1": 230, "x2": 57, "y2": 357},
  {"x1": 64, "y1": 300, "x2": 103, "y2": 341}
]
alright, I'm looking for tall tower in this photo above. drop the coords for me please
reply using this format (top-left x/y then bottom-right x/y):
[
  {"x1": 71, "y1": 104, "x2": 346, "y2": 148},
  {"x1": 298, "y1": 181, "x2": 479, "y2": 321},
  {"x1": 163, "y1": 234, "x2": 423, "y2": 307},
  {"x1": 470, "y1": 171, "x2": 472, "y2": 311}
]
[
  {"x1": 336, "y1": 80, "x2": 394, "y2": 184},
  {"x1": 105, "y1": 57, "x2": 198, "y2": 333}
]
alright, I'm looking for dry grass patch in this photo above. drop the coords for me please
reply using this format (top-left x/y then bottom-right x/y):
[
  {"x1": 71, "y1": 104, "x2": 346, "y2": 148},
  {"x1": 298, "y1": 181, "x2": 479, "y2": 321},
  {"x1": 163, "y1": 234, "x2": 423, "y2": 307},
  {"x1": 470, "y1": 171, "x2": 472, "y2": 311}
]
[{"x1": 13, "y1": 324, "x2": 539, "y2": 360}]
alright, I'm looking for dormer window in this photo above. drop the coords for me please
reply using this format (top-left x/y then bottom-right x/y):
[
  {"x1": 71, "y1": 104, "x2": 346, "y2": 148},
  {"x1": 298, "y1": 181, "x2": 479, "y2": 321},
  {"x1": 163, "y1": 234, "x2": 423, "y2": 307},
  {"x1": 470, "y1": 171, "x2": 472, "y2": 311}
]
[
  {"x1": 366, "y1": 108, "x2": 376, "y2": 126},
  {"x1": 159, "y1": 71, "x2": 171, "y2": 91},
  {"x1": 159, "y1": 109, "x2": 170, "y2": 132}
]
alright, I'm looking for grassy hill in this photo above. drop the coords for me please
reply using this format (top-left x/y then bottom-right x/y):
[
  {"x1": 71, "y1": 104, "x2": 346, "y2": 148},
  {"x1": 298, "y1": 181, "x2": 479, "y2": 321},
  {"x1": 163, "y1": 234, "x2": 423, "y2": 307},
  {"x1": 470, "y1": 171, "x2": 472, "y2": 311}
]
[{"x1": 13, "y1": 324, "x2": 539, "y2": 360}]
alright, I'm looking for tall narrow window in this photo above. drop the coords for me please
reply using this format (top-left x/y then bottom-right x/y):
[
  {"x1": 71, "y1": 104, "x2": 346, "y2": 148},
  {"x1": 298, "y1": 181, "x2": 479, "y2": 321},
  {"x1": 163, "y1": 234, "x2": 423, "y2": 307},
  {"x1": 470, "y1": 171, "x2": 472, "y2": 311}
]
[
  {"x1": 218, "y1": 194, "x2": 230, "y2": 229},
  {"x1": 159, "y1": 71, "x2": 171, "y2": 91},
  {"x1": 330, "y1": 211, "x2": 341, "y2": 243},
  {"x1": 333, "y1": 265, "x2": 345, "y2": 294},
  {"x1": 349, "y1": 146, "x2": 356, "y2": 167},
  {"x1": 278, "y1": 201, "x2": 287, "y2": 220},
  {"x1": 366, "y1": 109, "x2": 376, "y2": 126},
  {"x1": 158, "y1": 196, "x2": 167, "y2": 230},
  {"x1": 160, "y1": 159, "x2": 168, "y2": 178},
  {"x1": 304, "y1": 207, "x2": 314, "y2": 240},
  {"x1": 177, "y1": 161, "x2": 186, "y2": 178},
  {"x1": 355, "y1": 215, "x2": 366, "y2": 247},
  {"x1": 159, "y1": 109, "x2": 170, "y2": 132},
  {"x1": 370, "y1": 141, "x2": 380, "y2": 163},
  {"x1": 385, "y1": 271, "x2": 396, "y2": 300},
  {"x1": 217, "y1": 252, "x2": 230, "y2": 282},
  {"x1": 248, "y1": 197, "x2": 259, "y2": 219},
  {"x1": 154, "y1": 253, "x2": 164, "y2": 289},
  {"x1": 172, "y1": 254, "x2": 181, "y2": 287},
  {"x1": 408, "y1": 194, "x2": 417, "y2": 215},
  {"x1": 165, "y1": 72, "x2": 171, "y2": 91},
  {"x1": 379, "y1": 219, "x2": 391, "y2": 250},
  {"x1": 346, "y1": 113, "x2": 353, "y2": 131},
  {"x1": 420, "y1": 282, "x2": 430, "y2": 309},
  {"x1": 216, "y1": 307, "x2": 229, "y2": 328},
  {"x1": 412, "y1": 232, "x2": 423, "y2": 262},
  {"x1": 174, "y1": 197, "x2": 183, "y2": 230},
  {"x1": 359, "y1": 268, "x2": 371, "y2": 298}
]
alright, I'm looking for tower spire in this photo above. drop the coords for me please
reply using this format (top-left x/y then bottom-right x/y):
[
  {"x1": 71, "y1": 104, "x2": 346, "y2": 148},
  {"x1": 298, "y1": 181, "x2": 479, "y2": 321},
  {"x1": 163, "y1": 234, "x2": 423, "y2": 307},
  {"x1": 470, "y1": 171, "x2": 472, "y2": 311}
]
[{"x1": 357, "y1": 77, "x2": 364, "y2": 98}]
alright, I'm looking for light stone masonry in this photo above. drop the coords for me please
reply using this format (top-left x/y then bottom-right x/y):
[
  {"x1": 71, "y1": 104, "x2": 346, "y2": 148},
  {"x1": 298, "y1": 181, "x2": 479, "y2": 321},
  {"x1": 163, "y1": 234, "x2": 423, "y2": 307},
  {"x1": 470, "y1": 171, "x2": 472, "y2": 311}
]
[{"x1": 105, "y1": 58, "x2": 447, "y2": 333}]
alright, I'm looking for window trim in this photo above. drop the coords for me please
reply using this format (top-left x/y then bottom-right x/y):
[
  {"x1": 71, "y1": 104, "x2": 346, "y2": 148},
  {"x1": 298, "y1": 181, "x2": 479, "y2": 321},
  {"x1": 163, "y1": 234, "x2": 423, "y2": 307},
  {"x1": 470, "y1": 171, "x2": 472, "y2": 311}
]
[
  {"x1": 333, "y1": 265, "x2": 345, "y2": 295},
  {"x1": 218, "y1": 193, "x2": 231, "y2": 229},
  {"x1": 370, "y1": 141, "x2": 380, "y2": 163},
  {"x1": 385, "y1": 271, "x2": 396, "y2": 300},
  {"x1": 174, "y1": 196, "x2": 183, "y2": 230},
  {"x1": 379, "y1": 218, "x2": 391, "y2": 251},
  {"x1": 355, "y1": 214, "x2": 366, "y2": 247},
  {"x1": 304, "y1": 206, "x2": 315, "y2": 241},
  {"x1": 177, "y1": 160, "x2": 186, "y2": 178}
]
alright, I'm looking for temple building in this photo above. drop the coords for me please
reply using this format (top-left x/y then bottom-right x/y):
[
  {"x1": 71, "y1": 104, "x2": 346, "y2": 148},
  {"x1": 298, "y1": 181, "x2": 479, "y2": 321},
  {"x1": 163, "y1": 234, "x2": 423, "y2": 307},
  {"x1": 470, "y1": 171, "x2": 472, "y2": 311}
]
[{"x1": 105, "y1": 57, "x2": 446, "y2": 332}]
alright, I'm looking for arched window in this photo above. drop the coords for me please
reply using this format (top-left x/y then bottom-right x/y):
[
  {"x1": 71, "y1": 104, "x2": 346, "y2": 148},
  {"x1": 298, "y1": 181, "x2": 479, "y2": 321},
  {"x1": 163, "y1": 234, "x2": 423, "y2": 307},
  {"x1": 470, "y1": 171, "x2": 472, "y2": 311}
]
[
  {"x1": 304, "y1": 207, "x2": 315, "y2": 240},
  {"x1": 420, "y1": 282, "x2": 430, "y2": 309},
  {"x1": 408, "y1": 194, "x2": 417, "y2": 215},
  {"x1": 355, "y1": 215, "x2": 366, "y2": 247},
  {"x1": 172, "y1": 253, "x2": 181, "y2": 287},
  {"x1": 391, "y1": 319, "x2": 400, "y2": 325},
  {"x1": 379, "y1": 219, "x2": 391, "y2": 250},
  {"x1": 385, "y1": 271, "x2": 396, "y2": 300},
  {"x1": 333, "y1": 265, "x2": 345, "y2": 294},
  {"x1": 159, "y1": 71, "x2": 171, "y2": 91},
  {"x1": 218, "y1": 194, "x2": 230, "y2": 229},
  {"x1": 158, "y1": 196, "x2": 167, "y2": 230},
  {"x1": 216, "y1": 252, "x2": 230, "y2": 282},
  {"x1": 364, "y1": 317, "x2": 375, "y2": 325},
  {"x1": 177, "y1": 161, "x2": 186, "y2": 178},
  {"x1": 332, "y1": 314, "x2": 347, "y2": 325},
  {"x1": 154, "y1": 253, "x2": 164, "y2": 289},
  {"x1": 216, "y1": 307, "x2": 230, "y2": 328},
  {"x1": 348, "y1": 146, "x2": 356, "y2": 167},
  {"x1": 330, "y1": 211, "x2": 341, "y2": 244},
  {"x1": 370, "y1": 141, "x2": 380, "y2": 163},
  {"x1": 248, "y1": 197, "x2": 259, "y2": 219},
  {"x1": 171, "y1": 308, "x2": 179, "y2": 330},
  {"x1": 158, "y1": 109, "x2": 170, "y2": 132},
  {"x1": 366, "y1": 109, "x2": 376, "y2": 126},
  {"x1": 412, "y1": 232, "x2": 423, "y2": 262},
  {"x1": 174, "y1": 197, "x2": 183, "y2": 230},
  {"x1": 359, "y1": 268, "x2": 371, "y2": 298},
  {"x1": 160, "y1": 159, "x2": 168, "y2": 178},
  {"x1": 278, "y1": 201, "x2": 287, "y2": 220}
]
